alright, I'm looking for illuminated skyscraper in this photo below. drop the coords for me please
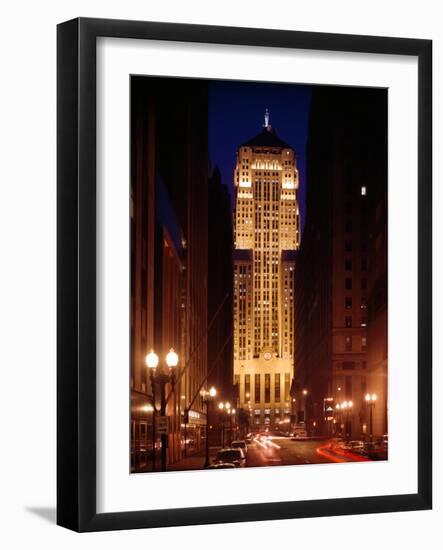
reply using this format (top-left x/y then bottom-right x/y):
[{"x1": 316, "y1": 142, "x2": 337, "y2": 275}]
[{"x1": 233, "y1": 111, "x2": 300, "y2": 431}]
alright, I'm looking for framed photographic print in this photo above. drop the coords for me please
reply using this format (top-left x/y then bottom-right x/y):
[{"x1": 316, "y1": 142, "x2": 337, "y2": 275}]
[{"x1": 57, "y1": 18, "x2": 432, "y2": 532}]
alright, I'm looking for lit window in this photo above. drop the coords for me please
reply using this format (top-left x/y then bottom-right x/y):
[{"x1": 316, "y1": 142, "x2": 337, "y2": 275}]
[
  {"x1": 361, "y1": 337, "x2": 367, "y2": 351},
  {"x1": 361, "y1": 186, "x2": 367, "y2": 196}
]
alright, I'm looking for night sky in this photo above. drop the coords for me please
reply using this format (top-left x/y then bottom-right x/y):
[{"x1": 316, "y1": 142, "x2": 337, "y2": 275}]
[{"x1": 208, "y1": 80, "x2": 312, "y2": 230}]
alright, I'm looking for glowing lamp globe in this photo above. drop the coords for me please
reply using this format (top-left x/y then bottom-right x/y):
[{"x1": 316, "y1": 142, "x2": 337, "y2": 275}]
[
  {"x1": 166, "y1": 348, "x2": 179, "y2": 368},
  {"x1": 145, "y1": 350, "x2": 159, "y2": 369}
]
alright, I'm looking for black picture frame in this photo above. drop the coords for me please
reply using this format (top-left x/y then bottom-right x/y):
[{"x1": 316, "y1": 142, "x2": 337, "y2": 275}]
[{"x1": 57, "y1": 17, "x2": 432, "y2": 532}]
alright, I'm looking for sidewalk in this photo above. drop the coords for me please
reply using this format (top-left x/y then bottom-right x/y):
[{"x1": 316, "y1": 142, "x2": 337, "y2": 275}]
[{"x1": 167, "y1": 446, "x2": 221, "y2": 471}]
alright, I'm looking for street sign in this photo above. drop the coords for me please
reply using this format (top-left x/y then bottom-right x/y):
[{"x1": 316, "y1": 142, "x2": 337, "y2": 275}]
[
  {"x1": 157, "y1": 416, "x2": 169, "y2": 434},
  {"x1": 324, "y1": 397, "x2": 335, "y2": 421}
]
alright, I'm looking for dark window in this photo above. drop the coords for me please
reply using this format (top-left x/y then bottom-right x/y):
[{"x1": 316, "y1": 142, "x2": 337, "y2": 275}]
[
  {"x1": 284, "y1": 373, "x2": 290, "y2": 402},
  {"x1": 345, "y1": 259, "x2": 352, "y2": 271},
  {"x1": 245, "y1": 374, "x2": 251, "y2": 398},
  {"x1": 255, "y1": 374, "x2": 261, "y2": 403},
  {"x1": 343, "y1": 361, "x2": 355, "y2": 370},
  {"x1": 361, "y1": 258, "x2": 367, "y2": 271},
  {"x1": 345, "y1": 278, "x2": 352, "y2": 290},
  {"x1": 264, "y1": 374, "x2": 271, "y2": 403},
  {"x1": 345, "y1": 316, "x2": 352, "y2": 328},
  {"x1": 345, "y1": 240, "x2": 353, "y2": 252},
  {"x1": 274, "y1": 373, "x2": 281, "y2": 402},
  {"x1": 345, "y1": 297, "x2": 353, "y2": 310},
  {"x1": 361, "y1": 278, "x2": 367, "y2": 290},
  {"x1": 345, "y1": 220, "x2": 352, "y2": 232}
]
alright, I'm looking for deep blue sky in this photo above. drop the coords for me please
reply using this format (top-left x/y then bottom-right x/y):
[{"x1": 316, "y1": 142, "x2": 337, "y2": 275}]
[{"x1": 208, "y1": 80, "x2": 312, "y2": 229}]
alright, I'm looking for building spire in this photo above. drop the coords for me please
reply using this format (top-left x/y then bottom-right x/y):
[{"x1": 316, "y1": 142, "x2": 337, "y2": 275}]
[{"x1": 264, "y1": 108, "x2": 270, "y2": 130}]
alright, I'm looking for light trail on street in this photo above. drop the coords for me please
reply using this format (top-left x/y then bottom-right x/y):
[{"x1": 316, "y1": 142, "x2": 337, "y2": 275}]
[
  {"x1": 246, "y1": 436, "x2": 333, "y2": 467},
  {"x1": 245, "y1": 436, "x2": 371, "y2": 468}
]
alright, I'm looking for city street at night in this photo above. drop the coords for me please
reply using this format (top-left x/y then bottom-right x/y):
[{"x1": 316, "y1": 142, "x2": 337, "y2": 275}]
[
  {"x1": 245, "y1": 437, "x2": 368, "y2": 467},
  {"x1": 130, "y1": 78, "x2": 388, "y2": 475},
  {"x1": 164, "y1": 435, "x2": 374, "y2": 472}
]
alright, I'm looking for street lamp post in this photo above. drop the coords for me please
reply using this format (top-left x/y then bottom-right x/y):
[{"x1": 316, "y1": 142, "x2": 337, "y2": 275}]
[
  {"x1": 218, "y1": 401, "x2": 231, "y2": 447},
  {"x1": 230, "y1": 408, "x2": 236, "y2": 444},
  {"x1": 302, "y1": 389, "x2": 309, "y2": 432},
  {"x1": 340, "y1": 400, "x2": 353, "y2": 441},
  {"x1": 335, "y1": 403, "x2": 341, "y2": 437},
  {"x1": 146, "y1": 348, "x2": 178, "y2": 471},
  {"x1": 365, "y1": 393, "x2": 377, "y2": 442},
  {"x1": 225, "y1": 403, "x2": 231, "y2": 445},
  {"x1": 202, "y1": 386, "x2": 217, "y2": 468},
  {"x1": 218, "y1": 402, "x2": 225, "y2": 447}
]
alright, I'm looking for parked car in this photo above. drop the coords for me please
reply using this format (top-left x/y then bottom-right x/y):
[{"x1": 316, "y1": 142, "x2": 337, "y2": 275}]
[
  {"x1": 363, "y1": 437, "x2": 388, "y2": 461},
  {"x1": 244, "y1": 434, "x2": 253, "y2": 444},
  {"x1": 291, "y1": 429, "x2": 308, "y2": 440},
  {"x1": 375, "y1": 434, "x2": 388, "y2": 448},
  {"x1": 343, "y1": 440, "x2": 365, "y2": 452},
  {"x1": 231, "y1": 440, "x2": 248, "y2": 455},
  {"x1": 213, "y1": 448, "x2": 246, "y2": 467}
]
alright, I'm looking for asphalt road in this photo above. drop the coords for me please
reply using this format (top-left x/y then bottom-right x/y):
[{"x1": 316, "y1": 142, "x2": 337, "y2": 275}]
[{"x1": 246, "y1": 436, "x2": 341, "y2": 467}]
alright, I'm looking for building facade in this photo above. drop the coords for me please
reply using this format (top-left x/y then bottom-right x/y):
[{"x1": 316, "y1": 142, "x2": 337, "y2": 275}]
[
  {"x1": 130, "y1": 77, "x2": 210, "y2": 470},
  {"x1": 208, "y1": 166, "x2": 234, "y2": 397},
  {"x1": 207, "y1": 166, "x2": 235, "y2": 444},
  {"x1": 294, "y1": 87, "x2": 388, "y2": 439},
  {"x1": 233, "y1": 112, "x2": 299, "y2": 432},
  {"x1": 365, "y1": 120, "x2": 388, "y2": 438}
]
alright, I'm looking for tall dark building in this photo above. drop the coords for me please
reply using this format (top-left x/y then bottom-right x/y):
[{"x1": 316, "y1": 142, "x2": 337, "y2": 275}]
[
  {"x1": 130, "y1": 77, "x2": 210, "y2": 470},
  {"x1": 366, "y1": 124, "x2": 388, "y2": 438},
  {"x1": 207, "y1": 166, "x2": 234, "y2": 399},
  {"x1": 294, "y1": 86, "x2": 388, "y2": 439}
]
